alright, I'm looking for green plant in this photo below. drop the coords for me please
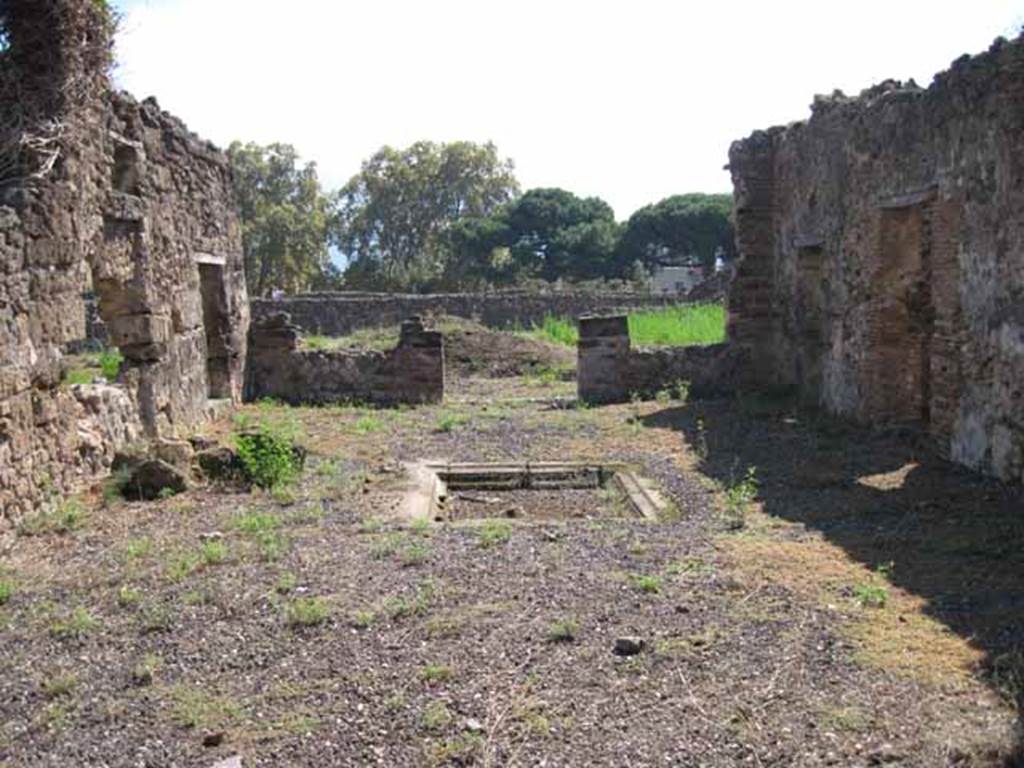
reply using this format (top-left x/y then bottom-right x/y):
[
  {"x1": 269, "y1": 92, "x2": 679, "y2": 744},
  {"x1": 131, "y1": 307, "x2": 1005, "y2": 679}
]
[
  {"x1": 673, "y1": 379, "x2": 691, "y2": 404},
  {"x1": 276, "y1": 572, "x2": 298, "y2": 594},
  {"x1": 102, "y1": 466, "x2": 132, "y2": 507},
  {"x1": 65, "y1": 368, "x2": 94, "y2": 386},
  {"x1": 631, "y1": 574, "x2": 661, "y2": 594},
  {"x1": 359, "y1": 516, "x2": 386, "y2": 534},
  {"x1": 419, "y1": 664, "x2": 452, "y2": 683},
  {"x1": 477, "y1": 519, "x2": 512, "y2": 548},
  {"x1": 853, "y1": 583, "x2": 889, "y2": 609},
  {"x1": 157, "y1": 486, "x2": 179, "y2": 500},
  {"x1": 435, "y1": 412, "x2": 469, "y2": 433},
  {"x1": 132, "y1": 654, "x2": 163, "y2": 686},
  {"x1": 234, "y1": 512, "x2": 281, "y2": 534},
  {"x1": 722, "y1": 465, "x2": 758, "y2": 530},
  {"x1": 117, "y1": 585, "x2": 142, "y2": 608},
  {"x1": 98, "y1": 347, "x2": 123, "y2": 380},
  {"x1": 50, "y1": 607, "x2": 99, "y2": 639},
  {"x1": 286, "y1": 596, "x2": 331, "y2": 627},
  {"x1": 400, "y1": 541, "x2": 431, "y2": 567},
  {"x1": 19, "y1": 497, "x2": 87, "y2": 536},
  {"x1": 235, "y1": 423, "x2": 302, "y2": 489},
  {"x1": 0, "y1": 579, "x2": 13, "y2": 606},
  {"x1": 257, "y1": 530, "x2": 288, "y2": 562},
  {"x1": 170, "y1": 685, "x2": 242, "y2": 730},
  {"x1": 42, "y1": 673, "x2": 78, "y2": 699},
  {"x1": 165, "y1": 551, "x2": 202, "y2": 582},
  {"x1": 200, "y1": 540, "x2": 228, "y2": 566},
  {"x1": 546, "y1": 618, "x2": 578, "y2": 643},
  {"x1": 421, "y1": 700, "x2": 453, "y2": 731},
  {"x1": 353, "y1": 609, "x2": 376, "y2": 628},
  {"x1": 123, "y1": 537, "x2": 153, "y2": 561},
  {"x1": 371, "y1": 532, "x2": 406, "y2": 559},
  {"x1": 353, "y1": 415, "x2": 384, "y2": 434}
]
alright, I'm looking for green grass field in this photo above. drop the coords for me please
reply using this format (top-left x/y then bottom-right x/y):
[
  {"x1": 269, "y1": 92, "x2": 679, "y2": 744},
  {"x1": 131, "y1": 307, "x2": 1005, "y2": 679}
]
[{"x1": 528, "y1": 304, "x2": 725, "y2": 348}]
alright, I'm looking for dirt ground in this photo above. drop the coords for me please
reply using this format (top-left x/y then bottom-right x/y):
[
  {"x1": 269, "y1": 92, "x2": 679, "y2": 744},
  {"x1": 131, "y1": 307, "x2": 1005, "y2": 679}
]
[{"x1": 1, "y1": 373, "x2": 1021, "y2": 767}]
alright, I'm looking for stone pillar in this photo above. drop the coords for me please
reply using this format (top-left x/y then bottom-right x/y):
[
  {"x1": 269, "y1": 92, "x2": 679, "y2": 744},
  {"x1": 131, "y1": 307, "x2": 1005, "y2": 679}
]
[
  {"x1": 394, "y1": 316, "x2": 445, "y2": 404},
  {"x1": 577, "y1": 315, "x2": 630, "y2": 404}
]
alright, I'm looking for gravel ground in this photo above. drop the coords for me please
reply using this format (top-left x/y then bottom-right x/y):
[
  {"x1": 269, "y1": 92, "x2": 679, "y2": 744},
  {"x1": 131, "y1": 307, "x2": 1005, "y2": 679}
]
[{"x1": 0, "y1": 378, "x2": 1020, "y2": 767}]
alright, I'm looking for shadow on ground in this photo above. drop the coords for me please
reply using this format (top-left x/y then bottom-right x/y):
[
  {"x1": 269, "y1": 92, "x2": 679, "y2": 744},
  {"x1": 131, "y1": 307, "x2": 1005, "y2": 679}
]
[{"x1": 644, "y1": 396, "x2": 1024, "y2": 767}]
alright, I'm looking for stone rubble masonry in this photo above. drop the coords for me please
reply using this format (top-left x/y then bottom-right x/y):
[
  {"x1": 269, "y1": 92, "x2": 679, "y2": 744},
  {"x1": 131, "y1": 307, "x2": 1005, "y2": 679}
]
[
  {"x1": 0, "y1": 1, "x2": 249, "y2": 529},
  {"x1": 252, "y1": 290, "x2": 690, "y2": 336},
  {"x1": 246, "y1": 313, "x2": 444, "y2": 406},
  {"x1": 576, "y1": 315, "x2": 742, "y2": 404},
  {"x1": 727, "y1": 33, "x2": 1024, "y2": 484}
]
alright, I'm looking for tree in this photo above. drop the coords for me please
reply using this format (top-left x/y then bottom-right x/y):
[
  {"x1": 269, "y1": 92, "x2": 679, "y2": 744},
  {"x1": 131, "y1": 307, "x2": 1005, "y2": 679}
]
[
  {"x1": 502, "y1": 188, "x2": 620, "y2": 281},
  {"x1": 228, "y1": 142, "x2": 333, "y2": 296},
  {"x1": 335, "y1": 141, "x2": 519, "y2": 291},
  {"x1": 617, "y1": 193, "x2": 734, "y2": 274}
]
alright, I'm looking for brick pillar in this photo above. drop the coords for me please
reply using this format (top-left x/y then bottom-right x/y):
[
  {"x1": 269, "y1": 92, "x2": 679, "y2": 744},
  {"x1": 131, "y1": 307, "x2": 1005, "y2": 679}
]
[{"x1": 577, "y1": 315, "x2": 630, "y2": 404}]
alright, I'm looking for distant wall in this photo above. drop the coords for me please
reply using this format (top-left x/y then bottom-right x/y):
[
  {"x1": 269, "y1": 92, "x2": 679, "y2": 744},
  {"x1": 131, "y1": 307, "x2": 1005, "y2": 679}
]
[
  {"x1": 576, "y1": 315, "x2": 742, "y2": 404},
  {"x1": 252, "y1": 291, "x2": 688, "y2": 336},
  {"x1": 246, "y1": 314, "x2": 444, "y2": 406}
]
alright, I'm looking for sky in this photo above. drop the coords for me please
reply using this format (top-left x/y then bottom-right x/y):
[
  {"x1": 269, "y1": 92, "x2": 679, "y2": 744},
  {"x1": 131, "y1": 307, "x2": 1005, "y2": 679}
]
[{"x1": 111, "y1": 0, "x2": 1024, "y2": 220}]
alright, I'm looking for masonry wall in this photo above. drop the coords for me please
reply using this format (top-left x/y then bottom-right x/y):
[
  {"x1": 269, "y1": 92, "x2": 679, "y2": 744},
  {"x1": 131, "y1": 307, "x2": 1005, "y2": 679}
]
[
  {"x1": 0, "y1": 1, "x2": 248, "y2": 526},
  {"x1": 252, "y1": 291, "x2": 689, "y2": 336},
  {"x1": 246, "y1": 313, "x2": 444, "y2": 406},
  {"x1": 727, "y1": 34, "x2": 1024, "y2": 483},
  {"x1": 576, "y1": 315, "x2": 742, "y2": 404}
]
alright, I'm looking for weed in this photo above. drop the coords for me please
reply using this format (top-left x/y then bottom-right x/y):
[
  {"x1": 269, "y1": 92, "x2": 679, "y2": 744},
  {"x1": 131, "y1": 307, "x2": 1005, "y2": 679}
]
[
  {"x1": 655, "y1": 387, "x2": 673, "y2": 404},
  {"x1": 234, "y1": 512, "x2": 281, "y2": 534},
  {"x1": 695, "y1": 416, "x2": 709, "y2": 460},
  {"x1": 123, "y1": 537, "x2": 153, "y2": 561},
  {"x1": 988, "y1": 649, "x2": 1023, "y2": 709},
  {"x1": 409, "y1": 517, "x2": 433, "y2": 536},
  {"x1": 400, "y1": 541, "x2": 431, "y2": 567},
  {"x1": 117, "y1": 585, "x2": 143, "y2": 608},
  {"x1": 64, "y1": 368, "x2": 94, "y2": 386},
  {"x1": 19, "y1": 497, "x2": 86, "y2": 536},
  {"x1": 435, "y1": 412, "x2": 469, "y2": 433},
  {"x1": 546, "y1": 618, "x2": 578, "y2": 643},
  {"x1": 371, "y1": 532, "x2": 406, "y2": 559},
  {"x1": 140, "y1": 603, "x2": 174, "y2": 633},
  {"x1": 276, "y1": 572, "x2": 298, "y2": 594},
  {"x1": 49, "y1": 607, "x2": 99, "y2": 639},
  {"x1": 286, "y1": 596, "x2": 331, "y2": 627},
  {"x1": 103, "y1": 466, "x2": 132, "y2": 506},
  {"x1": 257, "y1": 531, "x2": 288, "y2": 562},
  {"x1": 853, "y1": 583, "x2": 889, "y2": 609},
  {"x1": 42, "y1": 673, "x2": 78, "y2": 699},
  {"x1": 353, "y1": 610, "x2": 376, "y2": 629},
  {"x1": 200, "y1": 540, "x2": 228, "y2": 566},
  {"x1": 157, "y1": 486, "x2": 179, "y2": 500},
  {"x1": 132, "y1": 654, "x2": 163, "y2": 687},
  {"x1": 0, "y1": 579, "x2": 13, "y2": 606},
  {"x1": 98, "y1": 347, "x2": 123, "y2": 380},
  {"x1": 631, "y1": 574, "x2": 662, "y2": 594},
  {"x1": 419, "y1": 664, "x2": 452, "y2": 683},
  {"x1": 170, "y1": 685, "x2": 242, "y2": 730},
  {"x1": 421, "y1": 700, "x2": 453, "y2": 732},
  {"x1": 477, "y1": 519, "x2": 512, "y2": 548},
  {"x1": 271, "y1": 484, "x2": 298, "y2": 506},
  {"x1": 432, "y1": 734, "x2": 483, "y2": 762},
  {"x1": 165, "y1": 552, "x2": 202, "y2": 582},
  {"x1": 722, "y1": 465, "x2": 758, "y2": 530},
  {"x1": 353, "y1": 415, "x2": 384, "y2": 434},
  {"x1": 235, "y1": 422, "x2": 302, "y2": 489},
  {"x1": 359, "y1": 516, "x2": 386, "y2": 534}
]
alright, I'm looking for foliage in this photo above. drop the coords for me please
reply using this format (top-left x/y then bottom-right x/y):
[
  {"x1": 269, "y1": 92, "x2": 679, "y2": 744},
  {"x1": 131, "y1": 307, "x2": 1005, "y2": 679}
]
[
  {"x1": 286, "y1": 597, "x2": 331, "y2": 627},
  {"x1": 49, "y1": 606, "x2": 99, "y2": 639},
  {"x1": 19, "y1": 496, "x2": 86, "y2": 536},
  {"x1": 546, "y1": 618, "x2": 578, "y2": 643},
  {"x1": 722, "y1": 465, "x2": 759, "y2": 530},
  {"x1": 228, "y1": 142, "x2": 333, "y2": 296},
  {"x1": 631, "y1": 574, "x2": 662, "y2": 594},
  {"x1": 527, "y1": 305, "x2": 725, "y2": 348},
  {"x1": 336, "y1": 140, "x2": 519, "y2": 291},
  {"x1": 235, "y1": 423, "x2": 302, "y2": 489},
  {"x1": 853, "y1": 583, "x2": 889, "y2": 609},
  {"x1": 98, "y1": 347, "x2": 123, "y2": 380},
  {"x1": 0, "y1": 579, "x2": 13, "y2": 606},
  {"x1": 477, "y1": 519, "x2": 512, "y2": 548},
  {"x1": 617, "y1": 193, "x2": 734, "y2": 273}
]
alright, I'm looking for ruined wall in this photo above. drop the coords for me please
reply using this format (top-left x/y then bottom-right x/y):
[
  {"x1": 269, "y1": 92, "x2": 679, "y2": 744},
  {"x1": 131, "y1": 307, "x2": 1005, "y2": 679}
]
[
  {"x1": 246, "y1": 313, "x2": 443, "y2": 406},
  {"x1": 0, "y1": 1, "x2": 248, "y2": 525},
  {"x1": 576, "y1": 315, "x2": 741, "y2": 404},
  {"x1": 727, "y1": 34, "x2": 1024, "y2": 483},
  {"x1": 252, "y1": 291, "x2": 689, "y2": 336}
]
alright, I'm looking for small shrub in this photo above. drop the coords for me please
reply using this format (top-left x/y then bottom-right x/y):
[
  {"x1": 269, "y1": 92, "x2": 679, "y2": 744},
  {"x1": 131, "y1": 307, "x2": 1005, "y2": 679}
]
[
  {"x1": 421, "y1": 700, "x2": 453, "y2": 732},
  {"x1": 98, "y1": 347, "x2": 124, "y2": 380},
  {"x1": 235, "y1": 423, "x2": 302, "y2": 489},
  {"x1": 673, "y1": 379, "x2": 691, "y2": 404},
  {"x1": 286, "y1": 596, "x2": 331, "y2": 627},
  {"x1": 631, "y1": 574, "x2": 661, "y2": 594},
  {"x1": 546, "y1": 618, "x2": 578, "y2": 643},
  {"x1": 419, "y1": 664, "x2": 452, "y2": 683},
  {"x1": 477, "y1": 519, "x2": 512, "y2": 548},
  {"x1": 853, "y1": 583, "x2": 888, "y2": 609},
  {"x1": 200, "y1": 540, "x2": 228, "y2": 566},
  {"x1": 117, "y1": 585, "x2": 142, "y2": 608},
  {"x1": 722, "y1": 465, "x2": 758, "y2": 530},
  {"x1": 50, "y1": 607, "x2": 99, "y2": 639},
  {"x1": 42, "y1": 673, "x2": 78, "y2": 699}
]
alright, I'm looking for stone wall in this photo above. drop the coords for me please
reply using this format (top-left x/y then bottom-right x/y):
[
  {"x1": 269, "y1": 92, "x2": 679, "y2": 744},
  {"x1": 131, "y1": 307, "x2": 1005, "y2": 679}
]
[
  {"x1": 246, "y1": 314, "x2": 444, "y2": 406},
  {"x1": 727, "y1": 34, "x2": 1024, "y2": 483},
  {"x1": 252, "y1": 290, "x2": 688, "y2": 336},
  {"x1": 0, "y1": 1, "x2": 248, "y2": 527},
  {"x1": 577, "y1": 315, "x2": 741, "y2": 404}
]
